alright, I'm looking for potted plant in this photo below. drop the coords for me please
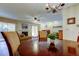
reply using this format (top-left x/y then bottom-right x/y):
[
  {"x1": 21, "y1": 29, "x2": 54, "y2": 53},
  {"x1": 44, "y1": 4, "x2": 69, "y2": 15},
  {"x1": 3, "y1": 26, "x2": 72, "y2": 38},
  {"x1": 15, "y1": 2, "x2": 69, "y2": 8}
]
[{"x1": 48, "y1": 32, "x2": 58, "y2": 43}]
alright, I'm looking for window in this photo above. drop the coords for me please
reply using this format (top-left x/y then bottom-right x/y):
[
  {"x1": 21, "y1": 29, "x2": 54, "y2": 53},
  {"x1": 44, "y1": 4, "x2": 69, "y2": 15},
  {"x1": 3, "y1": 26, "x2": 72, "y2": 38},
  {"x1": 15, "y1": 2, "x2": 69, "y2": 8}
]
[
  {"x1": 0, "y1": 22, "x2": 15, "y2": 32},
  {"x1": 7, "y1": 23, "x2": 15, "y2": 31}
]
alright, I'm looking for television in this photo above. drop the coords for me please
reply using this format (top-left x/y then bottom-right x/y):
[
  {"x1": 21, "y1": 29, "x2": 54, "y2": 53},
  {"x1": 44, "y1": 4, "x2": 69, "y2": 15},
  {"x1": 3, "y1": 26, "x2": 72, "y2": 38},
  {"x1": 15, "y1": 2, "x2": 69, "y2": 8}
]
[{"x1": 22, "y1": 32, "x2": 28, "y2": 36}]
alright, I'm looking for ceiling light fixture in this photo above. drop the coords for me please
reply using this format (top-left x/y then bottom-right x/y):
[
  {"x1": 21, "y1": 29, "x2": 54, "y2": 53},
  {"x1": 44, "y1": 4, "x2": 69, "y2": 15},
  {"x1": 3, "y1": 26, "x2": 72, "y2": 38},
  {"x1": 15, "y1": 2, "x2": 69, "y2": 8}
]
[
  {"x1": 45, "y1": 3, "x2": 65, "y2": 13},
  {"x1": 33, "y1": 17, "x2": 40, "y2": 23}
]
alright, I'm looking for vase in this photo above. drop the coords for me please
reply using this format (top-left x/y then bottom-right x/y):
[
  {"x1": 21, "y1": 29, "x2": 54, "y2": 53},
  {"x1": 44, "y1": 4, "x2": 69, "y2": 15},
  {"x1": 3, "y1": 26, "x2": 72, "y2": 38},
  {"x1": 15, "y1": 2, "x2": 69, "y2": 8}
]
[
  {"x1": 47, "y1": 38, "x2": 55, "y2": 44},
  {"x1": 50, "y1": 39, "x2": 55, "y2": 43}
]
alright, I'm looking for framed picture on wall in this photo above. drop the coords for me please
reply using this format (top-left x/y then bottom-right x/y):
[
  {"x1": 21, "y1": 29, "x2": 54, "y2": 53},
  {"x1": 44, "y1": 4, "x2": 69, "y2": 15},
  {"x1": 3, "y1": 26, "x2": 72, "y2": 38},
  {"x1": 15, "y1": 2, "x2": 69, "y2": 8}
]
[
  {"x1": 22, "y1": 24, "x2": 28, "y2": 29},
  {"x1": 67, "y1": 17, "x2": 75, "y2": 24}
]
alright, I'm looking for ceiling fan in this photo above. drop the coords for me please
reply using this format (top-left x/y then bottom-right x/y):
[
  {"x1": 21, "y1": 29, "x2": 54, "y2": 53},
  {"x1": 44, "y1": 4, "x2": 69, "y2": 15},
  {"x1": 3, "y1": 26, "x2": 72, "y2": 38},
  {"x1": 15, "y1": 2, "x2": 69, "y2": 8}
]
[
  {"x1": 45, "y1": 3, "x2": 65, "y2": 13},
  {"x1": 33, "y1": 17, "x2": 40, "y2": 21}
]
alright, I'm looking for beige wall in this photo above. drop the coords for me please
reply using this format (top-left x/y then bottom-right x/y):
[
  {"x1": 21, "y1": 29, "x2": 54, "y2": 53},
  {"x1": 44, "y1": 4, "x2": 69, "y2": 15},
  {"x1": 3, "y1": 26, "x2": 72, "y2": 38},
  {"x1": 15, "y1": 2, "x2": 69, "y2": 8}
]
[
  {"x1": 62, "y1": 4, "x2": 79, "y2": 55},
  {"x1": 62, "y1": 4, "x2": 79, "y2": 41}
]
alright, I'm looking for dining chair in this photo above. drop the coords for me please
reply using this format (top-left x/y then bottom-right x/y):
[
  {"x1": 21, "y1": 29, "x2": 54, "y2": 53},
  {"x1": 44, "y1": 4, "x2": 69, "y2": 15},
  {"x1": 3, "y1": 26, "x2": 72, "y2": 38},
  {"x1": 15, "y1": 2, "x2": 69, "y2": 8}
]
[
  {"x1": 1, "y1": 32, "x2": 20, "y2": 56},
  {"x1": 39, "y1": 31, "x2": 47, "y2": 41}
]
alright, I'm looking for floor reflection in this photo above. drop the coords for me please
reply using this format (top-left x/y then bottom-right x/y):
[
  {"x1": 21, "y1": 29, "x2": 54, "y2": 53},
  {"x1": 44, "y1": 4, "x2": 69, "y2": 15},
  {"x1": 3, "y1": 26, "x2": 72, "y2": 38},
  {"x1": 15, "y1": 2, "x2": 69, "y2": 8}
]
[
  {"x1": 32, "y1": 37, "x2": 63, "y2": 53},
  {"x1": 32, "y1": 40, "x2": 39, "y2": 54}
]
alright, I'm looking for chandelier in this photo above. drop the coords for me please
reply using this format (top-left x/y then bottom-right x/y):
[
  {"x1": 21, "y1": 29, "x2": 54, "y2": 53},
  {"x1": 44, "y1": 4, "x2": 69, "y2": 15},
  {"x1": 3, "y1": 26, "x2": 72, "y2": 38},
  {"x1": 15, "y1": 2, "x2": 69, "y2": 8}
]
[{"x1": 45, "y1": 3, "x2": 65, "y2": 13}]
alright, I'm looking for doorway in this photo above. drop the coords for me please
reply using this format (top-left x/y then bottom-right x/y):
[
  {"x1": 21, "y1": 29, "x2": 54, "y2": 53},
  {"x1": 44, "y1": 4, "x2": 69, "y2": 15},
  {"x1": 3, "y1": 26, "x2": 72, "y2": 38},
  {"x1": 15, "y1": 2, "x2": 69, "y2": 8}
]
[{"x1": 32, "y1": 26, "x2": 38, "y2": 38}]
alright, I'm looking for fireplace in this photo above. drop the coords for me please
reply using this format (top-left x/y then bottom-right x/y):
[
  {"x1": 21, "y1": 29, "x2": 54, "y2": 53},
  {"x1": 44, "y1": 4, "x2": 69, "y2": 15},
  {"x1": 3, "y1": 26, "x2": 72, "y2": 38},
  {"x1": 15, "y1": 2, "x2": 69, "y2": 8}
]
[{"x1": 22, "y1": 32, "x2": 28, "y2": 36}]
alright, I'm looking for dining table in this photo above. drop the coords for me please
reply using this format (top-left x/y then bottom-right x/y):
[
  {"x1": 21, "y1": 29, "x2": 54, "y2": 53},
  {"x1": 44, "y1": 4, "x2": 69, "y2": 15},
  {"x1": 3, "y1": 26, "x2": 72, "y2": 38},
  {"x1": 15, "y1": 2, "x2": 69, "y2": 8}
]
[{"x1": 18, "y1": 39, "x2": 63, "y2": 56}]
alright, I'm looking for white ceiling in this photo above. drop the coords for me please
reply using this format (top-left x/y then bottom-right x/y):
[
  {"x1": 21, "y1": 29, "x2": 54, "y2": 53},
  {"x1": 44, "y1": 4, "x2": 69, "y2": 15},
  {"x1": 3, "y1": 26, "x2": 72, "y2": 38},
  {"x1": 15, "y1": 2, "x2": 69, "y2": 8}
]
[{"x1": 0, "y1": 3, "x2": 76, "y2": 23}]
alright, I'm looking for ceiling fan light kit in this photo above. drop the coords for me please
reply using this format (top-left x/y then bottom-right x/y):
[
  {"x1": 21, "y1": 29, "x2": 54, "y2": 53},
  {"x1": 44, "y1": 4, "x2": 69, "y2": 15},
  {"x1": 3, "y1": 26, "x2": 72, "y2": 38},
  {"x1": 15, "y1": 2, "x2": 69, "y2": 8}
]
[{"x1": 33, "y1": 17, "x2": 40, "y2": 22}]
